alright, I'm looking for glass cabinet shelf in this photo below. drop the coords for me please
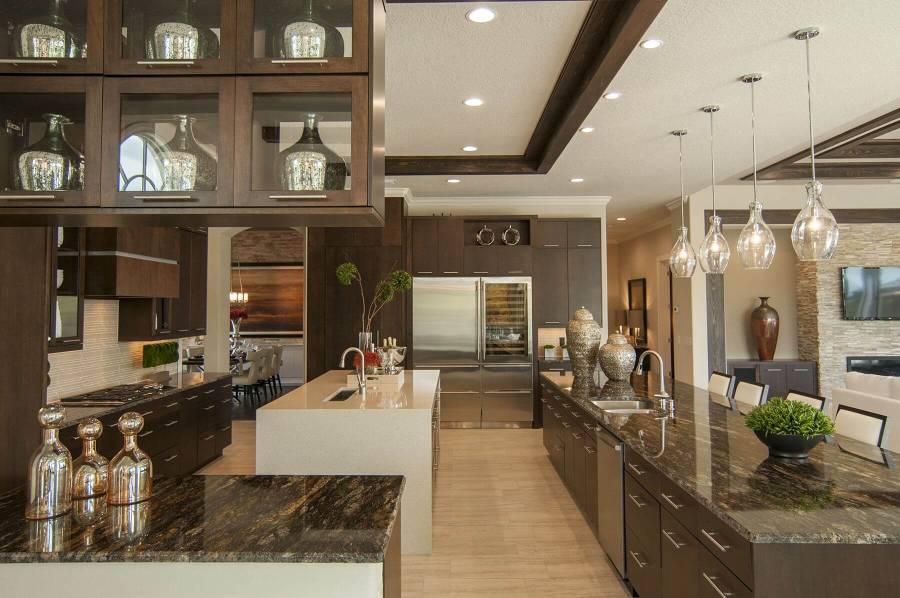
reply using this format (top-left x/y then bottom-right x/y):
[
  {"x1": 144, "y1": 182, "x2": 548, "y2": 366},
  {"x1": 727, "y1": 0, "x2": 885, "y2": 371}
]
[{"x1": 0, "y1": 0, "x2": 103, "y2": 73}]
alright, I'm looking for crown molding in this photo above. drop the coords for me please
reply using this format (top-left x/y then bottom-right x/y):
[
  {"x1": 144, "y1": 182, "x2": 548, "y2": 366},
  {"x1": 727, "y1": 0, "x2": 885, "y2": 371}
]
[{"x1": 405, "y1": 195, "x2": 611, "y2": 217}]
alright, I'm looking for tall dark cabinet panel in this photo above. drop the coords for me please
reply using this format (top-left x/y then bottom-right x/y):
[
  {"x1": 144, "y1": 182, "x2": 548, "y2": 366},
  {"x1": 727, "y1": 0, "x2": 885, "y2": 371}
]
[
  {"x1": 410, "y1": 218, "x2": 438, "y2": 276},
  {"x1": 567, "y1": 248, "x2": 603, "y2": 322},
  {"x1": 533, "y1": 249, "x2": 568, "y2": 326},
  {"x1": 189, "y1": 231, "x2": 208, "y2": 333},
  {"x1": 0, "y1": 228, "x2": 51, "y2": 493},
  {"x1": 437, "y1": 219, "x2": 464, "y2": 275}
]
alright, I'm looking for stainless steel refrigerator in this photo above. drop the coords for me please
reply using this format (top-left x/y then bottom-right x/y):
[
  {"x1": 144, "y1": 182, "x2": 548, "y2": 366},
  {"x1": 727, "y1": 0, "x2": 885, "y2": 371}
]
[{"x1": 412, "y1": 277, "x2": 533, "y2": 428}]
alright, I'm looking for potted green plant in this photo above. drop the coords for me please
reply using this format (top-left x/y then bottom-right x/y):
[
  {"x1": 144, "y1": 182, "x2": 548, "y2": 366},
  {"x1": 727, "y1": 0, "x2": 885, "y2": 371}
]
[
  {"x1": 336, "y1": 261, "x2": 412, "y2": 350},
  {"x1": 745, "y1": 397, "x2": 835, "y2": 459},
  {"x1": 543, "y1": 344, "x2": 556, "y2": 359}
]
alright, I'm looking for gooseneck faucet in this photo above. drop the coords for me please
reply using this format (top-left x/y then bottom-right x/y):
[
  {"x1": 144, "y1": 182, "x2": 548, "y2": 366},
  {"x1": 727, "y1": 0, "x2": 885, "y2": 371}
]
[
  {"x1": 340, "y1": 347, "x2": 367, "y2": 399},
  {"x1": 636, "y1": 350, "x2": 670, "y2": 399}
]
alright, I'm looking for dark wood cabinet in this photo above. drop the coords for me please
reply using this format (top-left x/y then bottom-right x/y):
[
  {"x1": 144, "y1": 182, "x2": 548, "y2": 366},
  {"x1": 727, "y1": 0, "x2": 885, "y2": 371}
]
[
  {"x1": 188, "y1": 230, "x2": 208, "y2": 332},
  {"x1": 49, "y1": 227, "x2": 86, "y2": 353},
  {"x1": 533, "y1": 220, "x2": 567, "y2": 248},
  {"x1": 437, "y1": 218, "x2": 464, "y2": 275},
  {"x1": 661, "y1": 509, "x2": 700, "y2": 598},
  {"x1": 584, "y1": 434, "x2": 598, "y2": 533},
  {"x1": 626, "y1": 525, "x2": 662, "y2": 598},
  {"x1": 86, "y1": 228, "x2": 180, "y2": 298},
  {"x1": 172, "y1": 229, "x2": 194, "y2": 334},
  {"x1": 727, "y1": 359, "x2": 817, "y2": 397},
  {"x1": 567, "y1": 247, "x2": 603, "y2": 323},
  {"x1": 533, "y1": 248, "x2": 568, "y2": 326},
  {"x1": 463, "y1": 245, "x2": 498, "y2": 276},
  {"x1": 496, "y1": 246, "x2": 532, "y2": 276},
  {"x1": 758, "y1": 363, "x2": 788, "y2": 398},
  {"x1": 567, "y1": 220, "x2": 603, "y2": 248},
  {"x1": 410, "y1": 218, "x2": 437, "y2": 275}
]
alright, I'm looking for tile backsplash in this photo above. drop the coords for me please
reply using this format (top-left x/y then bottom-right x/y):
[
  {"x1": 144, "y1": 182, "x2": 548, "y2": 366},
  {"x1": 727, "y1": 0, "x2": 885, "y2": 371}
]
[{"x1": 47, "y1": 300, "x2": 181, "y2": 401}]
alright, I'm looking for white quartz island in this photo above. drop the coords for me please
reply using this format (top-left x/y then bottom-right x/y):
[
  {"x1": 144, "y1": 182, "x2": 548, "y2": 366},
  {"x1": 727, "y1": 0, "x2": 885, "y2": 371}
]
[{"x1": 256, "y1": 369, "x2": 440, "y2": 555}]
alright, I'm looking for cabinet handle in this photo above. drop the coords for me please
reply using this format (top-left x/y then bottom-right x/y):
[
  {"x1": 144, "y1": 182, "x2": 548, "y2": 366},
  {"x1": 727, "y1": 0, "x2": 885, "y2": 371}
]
[
  {"x1": 473, "y1": 271, "x2": 489, "y2": 274},
  {"x1": 662, "y1": 529, "x2": 685, "y2": 549},
  {"x1": 548, "y1": 368, "x2": 564, "y2": 372},
  {"x1": 176, "y1": 329, "x2": 190, "y2": 333},
  {"x1": 203, "y1": 405, "x2": 215, "y2": 411},
  {"x1": 627, "y1": 462, "x2": 645, "y2": 476},
  {"x1": 220, "y1": 425, "x2": 232, "y2": 432},
  {"x1": 628, "y1": 550, "x2": 647, "y2": 569},
  {"x1": 136, "y1": 60, "x2": 195, "y2": 67},
  {"x1": 271, "y1": 58, "x2": 328, "y2": 64},
  {"x1": 220, "y1": 398, "x2": 231, "y2": 405},
  {"x1": 702, "y1": 573, "x2": 733, "y2": 598},
  {"x1": 442, "y1": 271, "x2": 459, "y2": 274},
  {"x1": 701, "y1": 529, "x2": 731, "y2": 553},
  {"x1": 543, "y1": 321, "x2": 561, "y2": 325},
  {"x1": 133, "y1": 195, "x2": 196, "y2": 202},
  {"x1": 140, "y1": 410, "x2": 154, "y2": 417},
  {"x1": 163, "y1": 454, "x2": 179, "y2": 463},
  {"x1": 627, "y1": 493, "x2": 646, "y2": 508},
  {"x1": 542, "y1": 244, "x2": 560, "y2": 247},
  {"x1": 268, "y1": 194, "x2": 327, "y2": 200},
  {"x1": 793, "y1": 368, "x2": 809, "y2": 372},
  {"x1": 584, "y1": 445, "x2": 596, "y2": 455},
  {"x1": 0, "y1": 58, "x2": 58, "y2": 65},
  {"x1": 204, "y1": 389, "x2": 217, "y2": 394},
  {"x1": 202, "y1": 433, "x2": 216, "y2": 441},
  {"x1": 184, "y1": 395, "x2": 199, "y2": 402},
  {"x1": 507, "y1": 270, "x2": 524, "y2": 274},
  {"x1": 576, "y1": 244, "x2": 593, "y2": 247},
  {"x1": 2, "y1": 194, "x2": 59, "y2": 200},
  {"x1": 561, "y1": 422, "x2": 571, "y2": 429},
  {"x1": 765, "y1": 368, "x2": 783, "y2": 372},
  {"x1": 164, "y1": 419, "x2": 180, "y2": 427},
  {"x1": 416, "y1": 271, "x2": 433, "y2": 275},
  {"x1": 660, "y1": 493, "x2": 683, "y2": 510},
  {"x1": 164, "y1": 402, "x2": 179, "y2": 409},
  {"x1": 138, "y1": 430, "x2": 154, "y2": 438}
]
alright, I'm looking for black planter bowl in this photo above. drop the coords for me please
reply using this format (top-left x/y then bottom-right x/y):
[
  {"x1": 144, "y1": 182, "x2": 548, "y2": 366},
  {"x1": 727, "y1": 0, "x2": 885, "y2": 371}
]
[{"x1": 754, "y1": 431, "x2": 825, "y2": 459}]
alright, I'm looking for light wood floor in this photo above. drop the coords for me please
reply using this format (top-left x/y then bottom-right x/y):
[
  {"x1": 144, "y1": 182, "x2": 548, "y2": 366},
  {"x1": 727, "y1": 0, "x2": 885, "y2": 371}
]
[{"x1": 200, "y1": 421, "x2": 628, "y2": 598}]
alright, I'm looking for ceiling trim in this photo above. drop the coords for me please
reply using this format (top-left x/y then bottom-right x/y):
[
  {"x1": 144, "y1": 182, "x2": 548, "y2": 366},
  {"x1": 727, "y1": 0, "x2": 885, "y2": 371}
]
[
  {"x1": 406, "y1": 194, "x2": 611, "y2": 215},
  {"x1": 385, "y1": 0, "x2": 668, "y2": 176},
  {"x1": 749, "y1": 107, "x2": 900, "y2": 181}
]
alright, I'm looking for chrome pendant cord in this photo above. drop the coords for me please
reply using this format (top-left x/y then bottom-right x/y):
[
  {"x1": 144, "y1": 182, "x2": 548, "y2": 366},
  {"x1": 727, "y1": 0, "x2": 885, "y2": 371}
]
[
  {"x1": 750, "y1": 77, "x2": 759, "y2": 201},
  {"x1": 678, "y1": 131, "x2": 686, "y2": 226},
  {"x1": 804, "y1": 34, "x2": 816, "y2": 183}
]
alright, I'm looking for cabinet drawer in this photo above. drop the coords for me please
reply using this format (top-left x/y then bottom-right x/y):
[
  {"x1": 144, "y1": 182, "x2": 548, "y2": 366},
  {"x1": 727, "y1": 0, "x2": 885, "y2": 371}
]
[
  {"x1": 567, "y1": 220, "x2": 603, "y2": 248},
  {"x1": 625, "y1": 473, "x2": 660, "y2": 558},
  {"x1": 658, "y1": 475, "x2": 698, "y2": 533},
  {"x1": 216, "y1": 395, "x2": 233, "y2": 426},
  {"x1": 216, "y1": 424, "x2": 233, "y2": 453},
  {"x1": 155, "y1": 446, "x2": 182, "y2": 479},
  {"x1": 534, "y1": 220, "x2": 567, "y2": 248},
  {"x1": 697, "y1": 509, "x2": 753, "y2": 589},
  {"x1": 626, "y1": 525, "x2": 661, "y2": 598},
  {"x1": 625, "y1": 446, "x2": 660, "y2": 496},
  {"x1": 661, "y1": 509, "x2": 700, "y2": 598},
  {"x1": 699, "y1": 546, "x2": 753, "y2": 598},
  {"x1": 197, "y1": 427, "x2": 218, "y2": 466}
]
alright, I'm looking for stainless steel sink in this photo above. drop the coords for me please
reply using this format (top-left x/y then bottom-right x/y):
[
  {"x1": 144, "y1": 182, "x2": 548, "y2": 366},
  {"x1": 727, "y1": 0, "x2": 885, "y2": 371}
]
[
  {"x1": 590, "y1": 399, "x2": 655, "y2": 414},
  {"x1": 325, "y1": 388, "x2": 358, "y2": 402}
]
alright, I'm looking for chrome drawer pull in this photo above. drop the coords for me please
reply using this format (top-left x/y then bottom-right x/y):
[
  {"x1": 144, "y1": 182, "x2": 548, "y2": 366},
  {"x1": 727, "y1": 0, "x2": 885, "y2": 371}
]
[
  {"x1": 164, "y1": 402, "x2": 179, "y2": 409},
  {"x1": 164, "y1": 420, "x2": 180, "y2": 427},
  {"x1": 701, "y1": 529, "x2": 731, "y2": 552},
  {"x1": 627, "y1": 462, "x2": 645, "y2": 476},
  {"x1": 702, "y1": 573, "x2": 733, "y2": 598},
  {"x1": 0, "y1": 58, "x2": 59, "y2": 65},
  {"x1": 204, "y1": 389, "x2": 216, "y2": 394},
  {"x1": 202, "y1": 434, "x2": 215, "y2": 441},
  {"x1": 627, "y1": 493, "x2": 646, "y2": 508},
  {"x1": 184, "y1": 395, "x2": 199, "y2": 401},
  {"x1": 138, "y1": 430, "x2": 154, "y2": 438},
  {"x1": 542, "y1": 244, "x2": 560, "y2": 248},
  {"x1": 544, "y1": 321, "x2": 561, "y2": 325},
  {"x1": 584, "y1": 446, "x2": 596, "y2": 455},
  {"x1": 271, "y1": 58, "x2": 328, "y2": 64},
  {"x1": 220, "y1": 425, "x2": 232, "y2": 432},
  {"x1": 133, "y1": 195, "x2": 196, "y2": 201},
  {"x1": 662, "y1": 529, "x2": 685, "y2": 549},
  {"x1": 2, "y1": 194, "x2": 59, "y2": 200},
  {"x1": 442, "y1": 271, "x2": 459, "y2": 274},
  {"x1": 793, "y1": 368, "x2": 809, "y2": 372},
  {"x1": 203, "y1": 405, "x2": 215, "y2": 411},
  {"x1": 576, "y1": 244, "x2": 593, "y2": 247},
  {"x1": 473, "y1": 271, "x2": 489, "y2": 274},
  {"x1": 416, "y1": 271, "x2": 433, "y2": 275},
  {"x1": 268, "y1": 194, "x2": 327, "y2": 200},
  {"x1": 140, "y1": 410, "x2": 154, "y2": 417},
  {"x1": 136, "y1": 60, "x2": 195, "y2": 67},
  {"x1": 163, "y1": 454, "x2": 179, "y2": 463},
  {"x1": 220, "y1": 399, "x2": 231, "y2": 405},
  {"x1": 628, "y1": 550, "x2": 647, "y2": 569},
  {"x1": 660, "y1": 493, "x2": 683, "y2": 510}
]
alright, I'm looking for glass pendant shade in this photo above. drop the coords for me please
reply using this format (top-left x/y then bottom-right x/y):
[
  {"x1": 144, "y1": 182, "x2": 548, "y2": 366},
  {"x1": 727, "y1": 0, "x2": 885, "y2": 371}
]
[
  {"x1": 699, "y1": 215, "x2": 730, "y2": 274},
  {"x1": 669, "y1": 226, "x2": 698, "y2": 278},
  {"x1": 791, "y1": 181, "x2": 839, "y2": 261},
  {"x1": 737, "y1": 202, "x2": 776, "y2": 269}
]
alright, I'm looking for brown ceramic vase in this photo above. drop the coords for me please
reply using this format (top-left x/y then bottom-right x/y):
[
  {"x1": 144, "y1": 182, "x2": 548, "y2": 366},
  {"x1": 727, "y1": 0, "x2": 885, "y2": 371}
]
[{"x1": 750, "y1": 297, "x2": 779, "y2": 361}]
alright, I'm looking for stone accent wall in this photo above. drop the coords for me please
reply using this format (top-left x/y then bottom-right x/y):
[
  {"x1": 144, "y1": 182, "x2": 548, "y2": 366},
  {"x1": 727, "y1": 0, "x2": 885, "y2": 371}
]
[{"x1": 796, "y1": 224, "x2": 900, "y2": 399}]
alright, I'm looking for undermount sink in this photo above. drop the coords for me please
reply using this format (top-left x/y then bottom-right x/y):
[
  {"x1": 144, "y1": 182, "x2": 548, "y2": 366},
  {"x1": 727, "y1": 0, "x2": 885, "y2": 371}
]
[
  {"x1": 590, "y1": 399, "x2": 655, "y2": 414},
  {"x1": 325, "y1": 388, "x2": 358, "y2": 402}
]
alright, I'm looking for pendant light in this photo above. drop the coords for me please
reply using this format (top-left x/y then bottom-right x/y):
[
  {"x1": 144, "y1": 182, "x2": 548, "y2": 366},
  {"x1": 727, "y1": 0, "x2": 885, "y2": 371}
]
[
  {"x1": 698, "y1": 105, "x2": 730, "y2": 274},
  {"x1": 737, "y1": 74, "x2": 777, "y2": 269},
  {"x1": 669, "y1": 129, "x2": 698, "y2": 278},
  {"x1": 790, "y1": 27, "x2": 839, "y2": 261},
  {"x1": 230, "y1": 261, "x2": 249, "y2": 304}
]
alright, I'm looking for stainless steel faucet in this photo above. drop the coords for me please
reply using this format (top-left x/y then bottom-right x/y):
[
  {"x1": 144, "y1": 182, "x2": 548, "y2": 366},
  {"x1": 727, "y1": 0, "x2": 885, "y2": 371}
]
[
  {"x1": 636, "y1": 350, "x2": 671, "y2": 402},
  {"x1": 340, "y1": 347, "x2": 367, "y2": 399}
]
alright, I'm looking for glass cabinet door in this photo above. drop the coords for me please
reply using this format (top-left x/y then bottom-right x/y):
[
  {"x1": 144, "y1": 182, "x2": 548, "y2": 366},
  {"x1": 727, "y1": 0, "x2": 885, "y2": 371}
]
[
  {"x1": 234, "y1": 75, "x2": 366, "y2": 207},
  {"x1": 0, "y1": 0, "x2": 102, "y2": 73},
  {"x1": 482, "y1": 279, "x2": 533, "y2": 362},
  {"x1": 0, "y1": 76, "x2": 101, "y2": 207},
  {"x1": 102, "y1": 77, "x2": 234, "y2": 207},
  {"x1": 106, "y1": 0, "x2": 236, "y2": 74},
  {"x1": 237, "y1": 0, "x2": 366, "y2": 73},
  {"x1": 49, "y1": 226, "x2": 85, "y2": 352}
]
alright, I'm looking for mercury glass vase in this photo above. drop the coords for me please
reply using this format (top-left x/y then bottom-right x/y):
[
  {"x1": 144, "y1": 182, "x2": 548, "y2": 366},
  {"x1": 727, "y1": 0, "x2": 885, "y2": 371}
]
[
  {"x1": 599, "y1": 334, "x2": 637, "y2": 382},
  {"x1": 25, "y1": 405, "x2": 73, "y2": 520},
  {"x1": 145, "y1": 0, "x2": 219, "y2": 60},
  {"x1": 279, "y1": 113, "x2": 348, "y2": 191},
  {"x1": 278, "y1": 0, "x2": 344, "y2": 59},
  {"x1": 107, "y1": 412, "x2": 153, "y2": 506},
  {"x1": 737, "y1": 201, "x2": 776, "y2": 270},
  {"x1": 699, "y1": 215, "x2": 731, "y2": 274},
  {"x1": 14, "y1": 0, "x2": 85, "y2": 59},
  {"x1": 159, "y1": 115, "x2": 217, "y2": 191},
  {"x1": 72, "y1": 418, "x2": 109, "y2": 499},
  {"x1": 669, "y1": 226, "x2": 697, "y2": 278},
  {"x1": 12, "y1": 113, "x2": 85, "y2": 192},
  {"x1": 566, "y1": 307, "x2": 603, "y2": 384},
  {"x1": 791, "y1": 181, "x2": 839, "y2": 261}
]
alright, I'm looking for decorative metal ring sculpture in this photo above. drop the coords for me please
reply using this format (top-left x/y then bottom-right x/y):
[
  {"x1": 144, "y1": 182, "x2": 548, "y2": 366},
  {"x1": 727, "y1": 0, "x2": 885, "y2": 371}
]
[
  {"x1": 475, "y1": 225, "x2": 495, "y2": 246},
  {"x1": 501, "y1": 225, "x2": 521, "y2": 246}
]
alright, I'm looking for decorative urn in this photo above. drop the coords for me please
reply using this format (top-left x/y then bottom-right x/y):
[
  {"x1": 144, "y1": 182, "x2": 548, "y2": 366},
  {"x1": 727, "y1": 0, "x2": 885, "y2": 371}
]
[
  {"x1": 750, "y1": 297, "x2": 779, "y2": 361},
  {"x1": 566, "y1": 307, "x2": 603, "y2": 382},
  {"x1": 599, "y1": 334, "x2": 637, "y2": 382}
]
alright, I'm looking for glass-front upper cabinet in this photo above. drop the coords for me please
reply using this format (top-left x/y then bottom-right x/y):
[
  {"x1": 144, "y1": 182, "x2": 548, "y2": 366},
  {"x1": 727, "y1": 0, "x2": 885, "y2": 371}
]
[
  {"x1": 49, "y1": 226, "x2": 85, "y2": 352},
  {"x1": 0, "y1": 0, "x2": 103, "y2": 73},
  {"x1": 236, "y1": 0, "x2": 368, "y2": 73},
  {"x1": 106, "y1": 0, "x2": 236, "y2": 74},
  {"x1": 234, "y1": 76, "x2": 366, "y2": 207},
  {"x1": 0, "y1": 76, "x2": 101, "y2": 207},
  {"x1": 101, "y1": 77, "x2": 234, "y2": 207},
  {"x1": 482, "y1": 279, "x2": 533, "y2": 362}
]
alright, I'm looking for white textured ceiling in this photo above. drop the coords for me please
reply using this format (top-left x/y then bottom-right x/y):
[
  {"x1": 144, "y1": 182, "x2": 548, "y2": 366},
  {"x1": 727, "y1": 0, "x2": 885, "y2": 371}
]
[{"x1": 384, "y1": 0, "x2": 900, "y2": 239}]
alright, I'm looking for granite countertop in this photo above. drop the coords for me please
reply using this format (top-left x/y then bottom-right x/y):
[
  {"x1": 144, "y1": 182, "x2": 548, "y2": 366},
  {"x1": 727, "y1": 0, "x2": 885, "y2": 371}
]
[
  {"x1": 541, "y1": 371, "x2": 900, "y2": 544},
  {"x1": 261, "y1": 369, "x2": 439, "y2": 412},
  {"x1": 0, "y1": 475, "x2": 404, "y2": 563},
  {"x1": 58, "y1": 372, "x2": 232, "y2": 427}
]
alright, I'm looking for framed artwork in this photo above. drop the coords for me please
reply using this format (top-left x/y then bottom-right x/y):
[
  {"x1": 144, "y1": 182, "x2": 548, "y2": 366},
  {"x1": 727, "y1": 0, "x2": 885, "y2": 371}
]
[{"x1": 231, "y1": 266, "x2": 303, "y2": 336}]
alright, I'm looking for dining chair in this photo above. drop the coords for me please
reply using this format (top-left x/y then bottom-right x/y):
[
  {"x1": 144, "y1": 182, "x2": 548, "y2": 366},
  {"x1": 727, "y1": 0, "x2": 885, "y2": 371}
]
[
  {"x1": 786, "y1": 390, "x2": 826, "y2": 412},
  {"x1": 233, "y1": 352, "x2": 262, "y2": 406},
  {"x1": 733, "y1": 380, "x2": 769, "y2": 407},
  {"x1": 834, "y1": 404, "x2": 888, "y2": 447},
  {"x1": 255, "y1": 347, "x2": 275, "y2": 401},
  {"x1": 272, "y1": 344, "x2": 284, "y2": 392},
  {"x1": 708, "y1": 371, "x2": 736, "y2": 398}
]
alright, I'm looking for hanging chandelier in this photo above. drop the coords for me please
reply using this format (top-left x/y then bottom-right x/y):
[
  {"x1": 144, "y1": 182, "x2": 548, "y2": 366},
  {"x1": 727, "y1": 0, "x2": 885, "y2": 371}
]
[
  {"x1": 698, "y1": 105, "x2": 730, "y2": 274},
  {"x1": 230, "y1": 261, "x2": 249, "y2": 304},
  {"x1": 790, "y1": 27, "x2": 839, "y2": 261},
  {"x1": 669, "y1": 129, "x2": 697, "y2": 278},
  {"x1": 737, "y1": 73, "x2": 777, "y2": 270}
]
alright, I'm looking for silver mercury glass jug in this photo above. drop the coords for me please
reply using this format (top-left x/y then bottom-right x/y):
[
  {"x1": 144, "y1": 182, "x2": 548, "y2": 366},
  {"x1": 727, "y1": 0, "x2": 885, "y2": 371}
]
[
  {"x1": 107, "y1": 412, "x2": 153, "y2": 505},
  {"x1": 25, "y1": 404, "x2": 73, "y2": 520},
  {"x1": 14, "y1": 0, "x2": 85, "y2": 59},
  {"x1": 72, "y1": 418, "x2": 109, "y2": 499},
  {"x1": 12, "y1": 113, "x2": 85, "y2": 192}
]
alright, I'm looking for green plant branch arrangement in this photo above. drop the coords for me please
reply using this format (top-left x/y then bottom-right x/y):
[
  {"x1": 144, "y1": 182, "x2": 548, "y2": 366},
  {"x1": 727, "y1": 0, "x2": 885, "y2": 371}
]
[
  {"x1": 336, "y1": 261, "x2": 413, "y2": 335},
  {"x1": 745, "y1": 398, "x2": 835, "y2": 438},
  {"x1": 142, "y1": 341, "x2": 179, "y2": 369}
]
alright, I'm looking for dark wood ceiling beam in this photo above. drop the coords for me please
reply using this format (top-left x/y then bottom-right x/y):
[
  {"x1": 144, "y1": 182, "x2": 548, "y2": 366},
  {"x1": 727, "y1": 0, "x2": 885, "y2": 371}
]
[
  {"x1": 385, "y1": 155, "x2": 537, "y2": 176},
  {"x1": 818, "y1": 139, "x2": 900, "y2": 159},
  {"x1": 757, "y1": 162, "x2": 900, "y2": 180}
]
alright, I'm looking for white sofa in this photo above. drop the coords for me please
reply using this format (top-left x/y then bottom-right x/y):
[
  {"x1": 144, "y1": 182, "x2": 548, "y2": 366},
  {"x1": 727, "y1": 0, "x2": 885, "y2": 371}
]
[{"x1": 831, "y1": 372, "x2": 900, "y2": 452}]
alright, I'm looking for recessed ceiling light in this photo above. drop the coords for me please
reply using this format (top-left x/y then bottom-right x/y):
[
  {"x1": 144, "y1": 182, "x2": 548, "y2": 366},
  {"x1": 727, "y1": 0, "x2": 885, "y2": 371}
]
[
  {"x1": 570, "y1": 177, "x2": 584, "y2": 183},
  {"x1": 447, "y1": 178, "x2": 461, "y2": 184},
  {"x1": 580, "y1": 126, "x2": 594, "y2": 133},
  {"x1": 461, "y1": 145, "x2": 478, "y2": 152},
  {"x1": 640, "y1": 39, "x2": 663, "y2": 49},
  {"x1": 463, "y1": 97, "x2": 484, "y2": 107},
  {"x1": 603, "y1": 91, "x2": 622, "y2": 100},
  {"x1": 466, "y1": 7, "x2": 496, "y2": 23},
  {"x1": 617, "y1": 217, "x2": 627, "y2": 221}
]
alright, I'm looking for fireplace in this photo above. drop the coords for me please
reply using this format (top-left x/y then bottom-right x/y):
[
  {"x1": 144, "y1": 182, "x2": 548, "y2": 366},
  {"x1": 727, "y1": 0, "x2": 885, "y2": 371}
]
[{"x1": 846, "y1": 356, "x2": 900, "y2": 377}]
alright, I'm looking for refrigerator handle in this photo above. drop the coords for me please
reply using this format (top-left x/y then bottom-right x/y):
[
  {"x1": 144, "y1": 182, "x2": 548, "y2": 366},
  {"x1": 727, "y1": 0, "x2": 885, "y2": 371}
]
[{"x1": 476, "y1": 279, "x2": 483, "y2": 362}]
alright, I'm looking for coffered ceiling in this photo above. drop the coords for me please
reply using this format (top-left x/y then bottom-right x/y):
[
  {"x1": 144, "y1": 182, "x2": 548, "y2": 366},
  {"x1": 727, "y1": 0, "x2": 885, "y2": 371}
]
[{"x1": 383, "y1": 1, "x2": 900, "y2": 239}]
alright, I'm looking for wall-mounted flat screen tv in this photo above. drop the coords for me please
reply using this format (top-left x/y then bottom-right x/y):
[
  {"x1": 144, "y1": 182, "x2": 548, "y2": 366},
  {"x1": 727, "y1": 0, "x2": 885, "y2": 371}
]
[{"x1": 841, "y1": 267, "x2": 900, "y2": 320}]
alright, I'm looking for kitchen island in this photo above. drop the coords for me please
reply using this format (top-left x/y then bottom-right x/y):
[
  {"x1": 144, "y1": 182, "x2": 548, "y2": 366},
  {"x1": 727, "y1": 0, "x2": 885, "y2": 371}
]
[
  {"x1": 256, "y1": 369, "x2": 440, "y2": 555},
  {"x1": 0, "y1": 475, "x2": 402, "y2": 597},
  {"x1": 540, "y1": 371, "x2": 900, "y2": 597}
]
